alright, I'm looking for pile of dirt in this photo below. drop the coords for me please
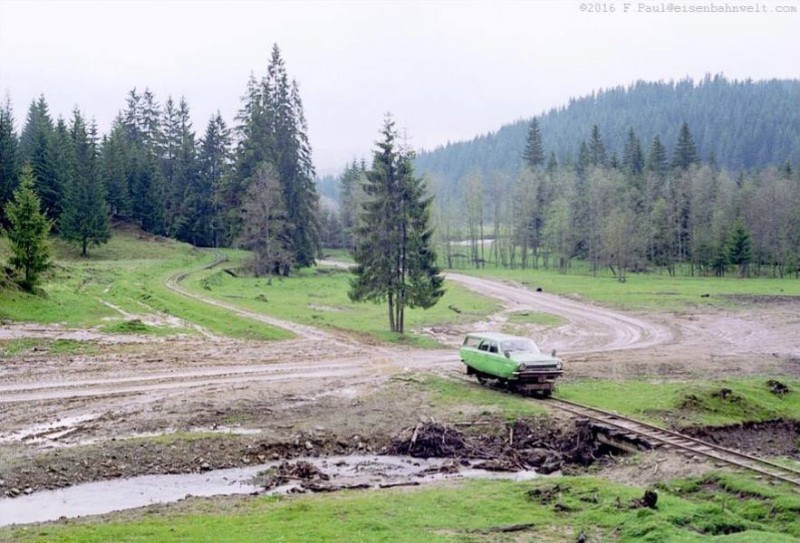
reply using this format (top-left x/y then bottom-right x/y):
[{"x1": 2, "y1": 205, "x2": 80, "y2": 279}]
[
  {"x1": 766, "y1": 379, "x2": 791, "y2": 396},
  {"x1": 385, "y1": 417, "x2": 602, "y2": 475},
  {"x1": 684, "y1": 419, "x2": 800, "y2": 458},
  {"x1": 258, "y1": 460, "x2": 330, "y2": 490}
]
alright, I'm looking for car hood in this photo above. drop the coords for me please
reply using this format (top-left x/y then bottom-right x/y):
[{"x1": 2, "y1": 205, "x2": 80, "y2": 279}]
[{"x1": 509, "y1": 352, "x2": 560, "y2": 366}]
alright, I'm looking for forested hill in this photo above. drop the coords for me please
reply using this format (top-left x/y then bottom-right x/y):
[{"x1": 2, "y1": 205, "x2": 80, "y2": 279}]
[{"x1": 414, "y1": 76, "x2": 800, "y2": 188}]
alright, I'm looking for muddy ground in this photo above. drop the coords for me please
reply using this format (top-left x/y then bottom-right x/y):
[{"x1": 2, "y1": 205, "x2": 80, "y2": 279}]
[{"x1": 1, "y1": 274, "x2": 799, "y2": 505}]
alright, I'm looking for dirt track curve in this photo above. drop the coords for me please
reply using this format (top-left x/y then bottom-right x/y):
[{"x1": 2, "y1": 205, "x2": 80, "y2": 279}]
[
  {"x1": 2, "y1": 260, "x2": 672, "y2": 405},
  {"x1": 446, "y1": 273, "x2": 673, "y2": 355}
]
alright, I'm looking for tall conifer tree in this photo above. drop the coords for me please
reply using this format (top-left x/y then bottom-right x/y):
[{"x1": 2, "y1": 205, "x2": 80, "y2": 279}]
[
  {"x1": 522, "y1": 117, "x2": 544, "y2": 169},
  {"x1": 183, "y1": 112, "x2": 230, "y2": 247},
  {"x1": 0, "y1": 98, "x2": 19, "y2": 226},
  {"x1": 646, "y1": 135, "x2": 669, "y2": 178},
  {"x1": 60, "y1": 110, "x2": 110, "y2": 255},
  {"x1": 227, "y1": 44, "x2": 319, "y2": 268},
  {"x1": 622, "y1": 128, "x2": 644, "y2": 175},
  {"x1": 6, "y1": 166, "x2": 51, "y2": 290},
  {"x1": 349, "y1": 116, "x2": 444, "y2": 333},
  {"x1": 671, "y1": 121, "x2": 700, "y2": 170},
  {"x1": 587, "y1": 125, "x2": 608, "y2": 167}
]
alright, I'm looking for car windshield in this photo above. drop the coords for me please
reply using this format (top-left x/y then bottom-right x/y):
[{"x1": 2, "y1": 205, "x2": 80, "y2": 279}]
[{"x1": 500, "y1": 339, "x2": 539, "y2": 353}]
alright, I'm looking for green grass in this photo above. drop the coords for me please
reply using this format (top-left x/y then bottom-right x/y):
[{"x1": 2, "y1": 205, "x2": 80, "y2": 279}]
[
  {"x1": 0, "y1": 338, "x2": 100, "y2": 357},
  {"x1": 505, "y1": 310, "x2": 565, "y2": 327},
  {"x1": 411, "y1": 374, "x2": 547, "y2": 419},
  {"x1": 4, "y1": 473, "x2": 799, "y2": 542},
  {"x1": 182, "y1": 255, "x2": 500, "y2": 347},
  {"x1": 502, "y1": 310, "x2": 566, "y2": 336},
  {"x1": 457, "y1": 265, "x2": 800, "y2": 312},
  {"x1": 557, "y1": 377, "x2": 800, "y2": 427},
  {"x1": 319, "y1": 248, "x2": 354, "y2": 263},
  {"x1": 98, "y1": 319, "x2": 191, "y2": 336},
  {"x1": 0, "y1": 229, "x2": 290, "y2": 341}
]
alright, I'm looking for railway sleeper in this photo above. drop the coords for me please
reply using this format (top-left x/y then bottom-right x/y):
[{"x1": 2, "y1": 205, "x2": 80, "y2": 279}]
[{"x1": 589, "y1": 422, "x2": 657, "y2": 453}]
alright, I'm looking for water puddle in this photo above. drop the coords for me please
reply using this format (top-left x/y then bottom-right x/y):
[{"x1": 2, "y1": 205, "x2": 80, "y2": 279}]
[
  {"x1": 0, "y1": 414, "x2": 103, "y2": 445},
  {"x1": 0, "y1": 455, "x2": 541, "y2": 527}
]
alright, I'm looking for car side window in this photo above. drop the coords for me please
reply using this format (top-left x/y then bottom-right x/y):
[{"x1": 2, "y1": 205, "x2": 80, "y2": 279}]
[
  {"x1": 488, "y1": 342, "x2": 498, "y2": 354},
  {"x1": 478, "y1": 341, "x2": 489, "y2": 351}
]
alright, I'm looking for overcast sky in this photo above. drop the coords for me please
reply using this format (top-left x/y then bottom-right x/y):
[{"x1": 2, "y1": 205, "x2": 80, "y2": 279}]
[{"x1": 1, "y1": 0, "x2": 798, "y2": 174}]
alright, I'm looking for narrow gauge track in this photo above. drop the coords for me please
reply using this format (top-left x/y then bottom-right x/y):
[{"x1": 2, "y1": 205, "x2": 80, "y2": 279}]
[
  {"x1": 548, "y1": 397, "x2": 800, "y2": 490},
  {"x1": 448, "y1": 371, "x2": 800, "y2": 489}
]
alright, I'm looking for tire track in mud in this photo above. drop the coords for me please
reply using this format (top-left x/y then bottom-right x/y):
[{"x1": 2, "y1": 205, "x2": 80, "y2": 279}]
[
  {"x1": 445, "y1": 273, "x2": 673, "y2": 354},
  {"x1": 0, "y1": 362, "x2": 365, "y2": 403},
  {"x1": 165, "y1": 253, "x2": 335, "y2": 342},
  {"x1": 1, "y1": 261, "x2": 671, "y2": 405}
]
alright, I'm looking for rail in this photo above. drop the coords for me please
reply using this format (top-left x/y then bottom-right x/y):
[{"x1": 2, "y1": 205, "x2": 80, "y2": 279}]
[
  {"x1": 547, "y1": 396, "x2": 800, "y2": 489},
  {"x1": 447, "y1": 370, "x2": 800, "y2": 489}
]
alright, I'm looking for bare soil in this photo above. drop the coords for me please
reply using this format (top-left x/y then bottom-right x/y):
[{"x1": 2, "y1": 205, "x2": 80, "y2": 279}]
[{"x1": 1, "y1": 272, "x2": 799, "y2": 503}]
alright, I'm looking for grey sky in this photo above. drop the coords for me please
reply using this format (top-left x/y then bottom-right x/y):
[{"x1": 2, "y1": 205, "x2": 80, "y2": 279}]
[{"x1": 1, "y1": 0, "x2": 798, "y2": 174}]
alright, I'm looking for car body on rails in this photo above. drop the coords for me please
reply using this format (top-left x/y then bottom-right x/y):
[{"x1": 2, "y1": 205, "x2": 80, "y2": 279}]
[{"x1": 459, "y1": 332, "x2": 563, "y2": 397}]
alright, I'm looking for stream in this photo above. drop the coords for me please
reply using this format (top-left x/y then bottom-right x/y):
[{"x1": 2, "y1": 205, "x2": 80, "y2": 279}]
[{"x1": 0, "y1": 455, "x2": 541, "y2": 527}]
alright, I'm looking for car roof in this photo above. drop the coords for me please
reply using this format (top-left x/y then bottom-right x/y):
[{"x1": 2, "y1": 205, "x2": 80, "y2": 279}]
[{"x1": 463, "y1": 332, "x2": 529, "y2": 342}]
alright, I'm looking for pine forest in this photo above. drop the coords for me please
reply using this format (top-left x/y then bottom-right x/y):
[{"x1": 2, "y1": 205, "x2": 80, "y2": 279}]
[{"x1": 1, "y1": 66, "x2": 799, "y2": 283}]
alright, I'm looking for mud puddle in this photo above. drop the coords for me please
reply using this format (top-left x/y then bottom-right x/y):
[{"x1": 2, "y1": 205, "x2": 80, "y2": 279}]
[{"x1": 0, "y1": 455, "x2": 541, "y2": 527}]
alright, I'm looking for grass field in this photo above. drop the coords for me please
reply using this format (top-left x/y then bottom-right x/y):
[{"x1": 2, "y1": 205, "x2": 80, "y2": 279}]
[
  {"x1": 411, "y1": 374, "x2": 547, "y2": 419},
  {"x1": 0, "y1": 228, "x2": 500, "y2": 345},
  {"x1": 4, "y1": 473, "x2": 798, "y2": 542},
  {"x1": 557, "y1": 377, "x2": 800, "y2": 427},
  {"x1": 456, "y1": 264, "x2": 800, "y2": 312},
  {"x1": 180, "y1": 251, "x2": 500, "y2": 347},
  {"x1": 0, "y1": 230, "x2": 290, "y2": 341}
]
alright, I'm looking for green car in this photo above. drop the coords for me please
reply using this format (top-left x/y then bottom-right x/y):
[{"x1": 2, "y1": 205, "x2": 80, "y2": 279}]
[{"x1": 459, "y1": 332, "x2": 563, "y2": 397}]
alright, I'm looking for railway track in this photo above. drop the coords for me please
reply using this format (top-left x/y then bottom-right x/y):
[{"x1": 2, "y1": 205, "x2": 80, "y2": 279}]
[
  {"x1": 548, "y1": 397, "x2": 800, "y2": 489},
  {"x1": 448, "y1": 371, "x2": 800, "y2": 489}
]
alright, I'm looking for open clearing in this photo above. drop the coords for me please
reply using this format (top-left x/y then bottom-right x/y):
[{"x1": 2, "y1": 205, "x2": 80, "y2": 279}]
[{"x1": 1, "y1": 235, "x2": 799, "y2": 541}]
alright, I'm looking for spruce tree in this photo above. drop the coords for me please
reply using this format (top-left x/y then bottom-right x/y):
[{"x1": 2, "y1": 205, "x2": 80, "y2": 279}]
[
  {"x1": 646, "y1": 135, "x2": 669, "y2": 178},
  {"x1": 546, "y1": 152, "x2": 558, "y2": 175},
  {"x1": 522, "y1": 117, "x2": 544, "y2": 169},
  {"x1": 5, "y1": 166, "x2": 51, "y2": 291},
  {"x1": 0, "y1": 97, "x2": 19, "y2": 227},
  {"x1": 100, "y1": 120, "x2": 132, "y2": 218},
  {"x1": 46, "y1": 118, "x2": 76, "y2": 224},
  {"x1": 19, "y1": 96, "x2": 53, "y2": 164},
  {"x1": 21, "y1": 98, "x2": 61, "y2": 221},
  {"x1": 226, "y1": 45, "x2": 320, "y2": 267},
  {"x1": 349, "y1": 116, "x2": 444, "y2": 334},
  {"x1": 162, "y1": 96, "x2": 197, "y2": 237},
  {"x1": 60, "y1": 110, "x2": 110, "y2": 256},
  {"x1": 338, "y1": 160, "x2": 367, "y2": 250},
  {"x1": 183, "y1": 112, "x2": 230, "y2": 247},
  {"x1": 264, "y1": 46, "x2": 319, "y2": 267},
  {"x1": 727, "y1": 217, "x2": 752, "y2": 277},
  {"x1": 671, "y1": 121, "x2": 700, "y2": 170},
  {"x1": 622, "y1": 128, "x2": 644, "y2": 175},
  {"x1": 122, "y1": 88, "x2": 166, "y2": 234},
  {"x1": 587, "y1": 125, "x2": 608, "y2": 167}
]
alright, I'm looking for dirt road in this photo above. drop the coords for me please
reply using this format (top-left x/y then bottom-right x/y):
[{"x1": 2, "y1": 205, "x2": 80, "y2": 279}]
[
  {"x1": 445, "y1": 273, "x2": 673, "y2": 354},
  {"x1": 1, "y1": 263, "x2": 678, "y2": 405},
  {"x1": 1, "y1": 260, "x2": 798, "y2": 503}
]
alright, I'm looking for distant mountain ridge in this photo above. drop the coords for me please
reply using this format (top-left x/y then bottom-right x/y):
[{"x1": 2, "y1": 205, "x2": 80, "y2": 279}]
[{"x1": 414, "y1": 75, "x2": 800, "y2": 189}]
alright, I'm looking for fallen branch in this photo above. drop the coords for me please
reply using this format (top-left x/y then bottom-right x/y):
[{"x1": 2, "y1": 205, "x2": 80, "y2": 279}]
[{"x1": 470, "y1": 523, "x2": 535, "y2": 534}]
